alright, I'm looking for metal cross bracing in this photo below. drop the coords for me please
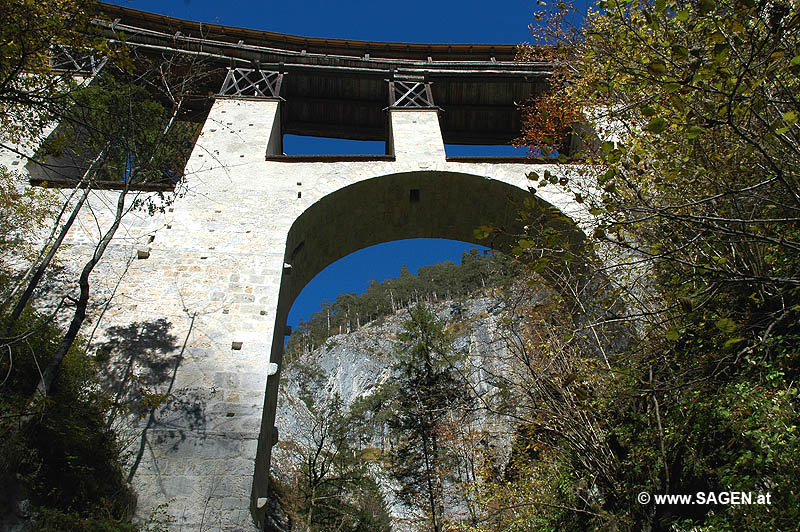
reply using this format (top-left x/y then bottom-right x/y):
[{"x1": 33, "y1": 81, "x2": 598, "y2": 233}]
[
  {"x1": 49, "y1": 45, "x2": 108, "y2": 76},
  {"x1": 219, "y1": 67, "x2": 284, "y2": 98},
  {"x1": 388, "y1": 79, "x2": 435, "y2": 108}
]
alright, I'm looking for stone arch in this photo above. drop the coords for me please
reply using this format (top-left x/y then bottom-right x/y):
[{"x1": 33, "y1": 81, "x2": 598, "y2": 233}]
[
  {"x1": 286, "y1": 170, "x2": 530, "y2": 304},
  {"x1": 252, "y1": 169, "x2": 586, "y2": 520}
]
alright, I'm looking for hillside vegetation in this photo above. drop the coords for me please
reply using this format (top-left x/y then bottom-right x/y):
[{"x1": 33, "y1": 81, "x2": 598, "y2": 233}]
[
  {"x1": 279, "y1": 1, "x2": 800, "y2": 530},
  {"x1": 286, "y1": 252, "x2": 513, "y2": 358}
]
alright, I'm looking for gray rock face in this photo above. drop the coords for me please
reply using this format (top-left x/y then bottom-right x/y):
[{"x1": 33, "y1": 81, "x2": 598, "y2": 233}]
[
  {"x1": 276, "y1": 296, "x2": 505, "y2": 427},
  {"x1": 272, "y1": 295, "x2": 513, "y2": 529}
]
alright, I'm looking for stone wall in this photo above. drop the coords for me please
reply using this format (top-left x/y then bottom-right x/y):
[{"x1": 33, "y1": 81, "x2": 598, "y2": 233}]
[{"x1": 3, "y1": 97, "x2": 588, "y2": 531}]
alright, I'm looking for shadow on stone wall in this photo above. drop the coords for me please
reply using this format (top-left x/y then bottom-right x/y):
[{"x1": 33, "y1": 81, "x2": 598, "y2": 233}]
[{"x1": 94, "y1": 316, "x2": 207, "y2": 480}]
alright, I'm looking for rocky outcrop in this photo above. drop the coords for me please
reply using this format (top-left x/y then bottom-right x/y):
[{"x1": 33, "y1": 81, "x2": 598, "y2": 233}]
[{"x1": 271, "y1": 295, "x2": 514, "y2": 529}]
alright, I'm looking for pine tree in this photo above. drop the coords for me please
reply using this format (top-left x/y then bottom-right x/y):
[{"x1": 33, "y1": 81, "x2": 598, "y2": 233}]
[{"x1": 385, "y1": 303, "x2": 471, "y2": 531}]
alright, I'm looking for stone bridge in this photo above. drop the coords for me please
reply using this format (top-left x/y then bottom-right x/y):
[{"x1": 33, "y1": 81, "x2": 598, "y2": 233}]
[{"x1": 3, "y1": 3, "x2": 593, "y2": 530}]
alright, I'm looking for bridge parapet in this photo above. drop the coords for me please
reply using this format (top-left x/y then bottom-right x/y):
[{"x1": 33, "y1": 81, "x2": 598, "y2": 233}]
[{"x1": 95, "y1": 2, "x2": 558, "y2": 148}]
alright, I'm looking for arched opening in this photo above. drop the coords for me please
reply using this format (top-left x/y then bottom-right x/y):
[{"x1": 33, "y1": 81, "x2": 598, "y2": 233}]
[
  {"x1": 252, "y1": 170, "x2": 586, "y2": 517},
  {"x1": 285, "y1": 237, "x2": 494, "y2": 349}
]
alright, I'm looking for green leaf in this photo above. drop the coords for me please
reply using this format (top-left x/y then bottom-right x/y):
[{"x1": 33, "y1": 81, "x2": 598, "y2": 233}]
[
  {"x1": 600, "y1": 168, "x2": 616, "y2": 181},
  {"x1": 676, "y1": 9, "x2": 689, "y2": 21},
  {"x1": 666, "y1": 328, "x2": 680, "y2": 341},
  {"x1": 640, "y1": 105, "x2": 657, "y2": 117},
  {"x1": 713, "y1": 43, "x2": 730, "y2": 61},
  {"x1": 671, "y1": 45, "x2": 689, "y2": 60},
  {"x1": 646, "y1": 117, "x2": 667, "y2": 133},
  {"x1": 783, "y1": 111, "x2": 798, "y2": 125},
  {"x1": 792, "y1": 55, "x2": 800, "y2": 66},
  {"x1": 687, "y1": 125, "x2": 704, "y2": 139},
  {"x1": 601, "y1": 140, "x2": 615, "y2": 154},
  {"x1": 531, "y1": 258, "x2": 549, "y2": 273},
  {"x1": 647, "y1": 60, "x2": 667, "y2": 75},
  {"x1": 697, "y1": 0, "x2": 715, "y2": 15},
  {"x1": 723, "y1": 337, "x2": 746, "y2": 349},
  {"x1": 654, "y1": 0, "x2": 666, "y2": 12},
  {"x1": 715, "y1": 317, "x2": 738, "y2": 333}
]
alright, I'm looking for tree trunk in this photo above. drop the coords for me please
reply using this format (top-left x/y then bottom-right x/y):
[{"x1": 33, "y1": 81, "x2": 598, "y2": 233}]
[
  {"x1": 31, "y1": 93, "x2": 184, "y2": 397},
  {"x1": 5, "y1": 150, "x2": 106, "y2": 331},
  {"x1": 6, "y1": 186, "x2": 90, "y2": 330},
  {"x1": 33, "y1": 186, "x2": 127, "y2": 398},
  {"x1": 421, "y1": 429, "x2": 441, "y2": 532}
]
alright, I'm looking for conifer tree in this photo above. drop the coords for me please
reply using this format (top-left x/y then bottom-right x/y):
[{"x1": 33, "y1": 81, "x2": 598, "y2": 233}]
[{"x1": 385, "y1": 303, "x2": 471, "y2": 531}]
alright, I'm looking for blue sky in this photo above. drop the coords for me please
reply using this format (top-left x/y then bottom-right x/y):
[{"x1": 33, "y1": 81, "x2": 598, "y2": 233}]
[
  {"x1": 287, "y1": 239, "x2": 489, "y2": 328},
  {"x1": 106, "y1": 0, "x2": 542, "y2": 44},
  {"x1": 105, "y1": 0, "x2": 590, "y2": 326}
]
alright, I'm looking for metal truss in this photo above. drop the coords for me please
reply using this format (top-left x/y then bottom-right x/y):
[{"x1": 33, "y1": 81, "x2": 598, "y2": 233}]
[
  {"x1": 50, "y1": 45, "x2": 108, "y2": 75},
  {"x1": 388, "y1": 79, "x2": 435, "y2": 108},
  {"x1": 218, "y1": 67, "x2": 284, "y2": 98}
]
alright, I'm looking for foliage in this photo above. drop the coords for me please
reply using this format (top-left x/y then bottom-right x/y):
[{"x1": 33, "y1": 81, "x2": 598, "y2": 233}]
[
  {"x1": 0, "y1": 166, "x2": 58, "y2": 264},
  {"x1": 0, "y1": 305, "x2": 142, "y2": 530},
  {"x1": 39, "y1": 66, "x2": 199, "y2": 191},
  {"x1": 16, "y1": 52, "x2": 208, "y2": 402},
  {"x1": 276, "y1": 359, "x2": 392, "y2": 532},
  {"x1": 0, "y1": 4, "x2": 206, "y2": 528},
  {"x1": 0, "y1": 0, "x2": 108, "y2": 146},
  {"x1": 383, "y1": 303, "x2": 473, "y2": 532},
  {"x1": 477, "y1": 0, "x2": 800, "y2": 531}
]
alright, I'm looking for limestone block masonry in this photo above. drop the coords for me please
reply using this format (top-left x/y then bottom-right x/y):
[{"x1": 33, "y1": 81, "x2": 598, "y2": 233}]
[{"x1": 20, "y1": 97, "x2": 589, "y2": 531}]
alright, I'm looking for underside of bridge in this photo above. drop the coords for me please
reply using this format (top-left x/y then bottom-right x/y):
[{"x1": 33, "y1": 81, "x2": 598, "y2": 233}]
[
  {"x1": 282, "y1": 171, "x2": 580, "y2": 306},
  {"x1": 95, "y1": 3, "x2": 555, "y2": 146}
]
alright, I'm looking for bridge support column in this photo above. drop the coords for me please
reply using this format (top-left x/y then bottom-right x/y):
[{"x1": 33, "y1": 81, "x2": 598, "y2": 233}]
[
  {"x1": 251, "y1": 105, "x2": 450, "y2": 528},
  {"x1": 117, "y1": 96, "x2": 285, "y2": 531},
  {"x1": 388, "y1": 108, "x2": 446, "y2": 162}
]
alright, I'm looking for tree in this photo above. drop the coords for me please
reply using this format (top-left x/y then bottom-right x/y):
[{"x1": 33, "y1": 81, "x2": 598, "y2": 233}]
[
  {"x1": 522, "y1": 0, "x2": 800, "y2": 291},
  {"x1": 0, "y1": 0, "x2": 108, "y2": 146},
  {"x1": 0, "y1": 5, "x2": 207, "y2": 529},
  {"x1": 490, "y1": 0, "x2": 800, "y2": 530},
  {"x1": 384, "y1": 303, "x2": 472, "y2": 532},
  {"x1": 1, "y1": 0, "x2": 202, "y2": 394},
  {"x1": 0, "y1": 0, "x2": 104, "y2": 311},
  {"x1": 455, "y1": 271, "x2": 624, "y2": 532},
  {"x1": 0, "y1": 166, "x2": 59, "y2": 269},
  {"x1": 277, "y1": 359, "x2": 392, "y2": 532},
  {"x1": 0, "y1": 304, "x2": 144, "y2": 531},
  {"x1": 24, "y1": 58, "x2": 200, "y2": 399},
  {"x1": 0, "y1": 41, "x2": 205, "y2": 420}
]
